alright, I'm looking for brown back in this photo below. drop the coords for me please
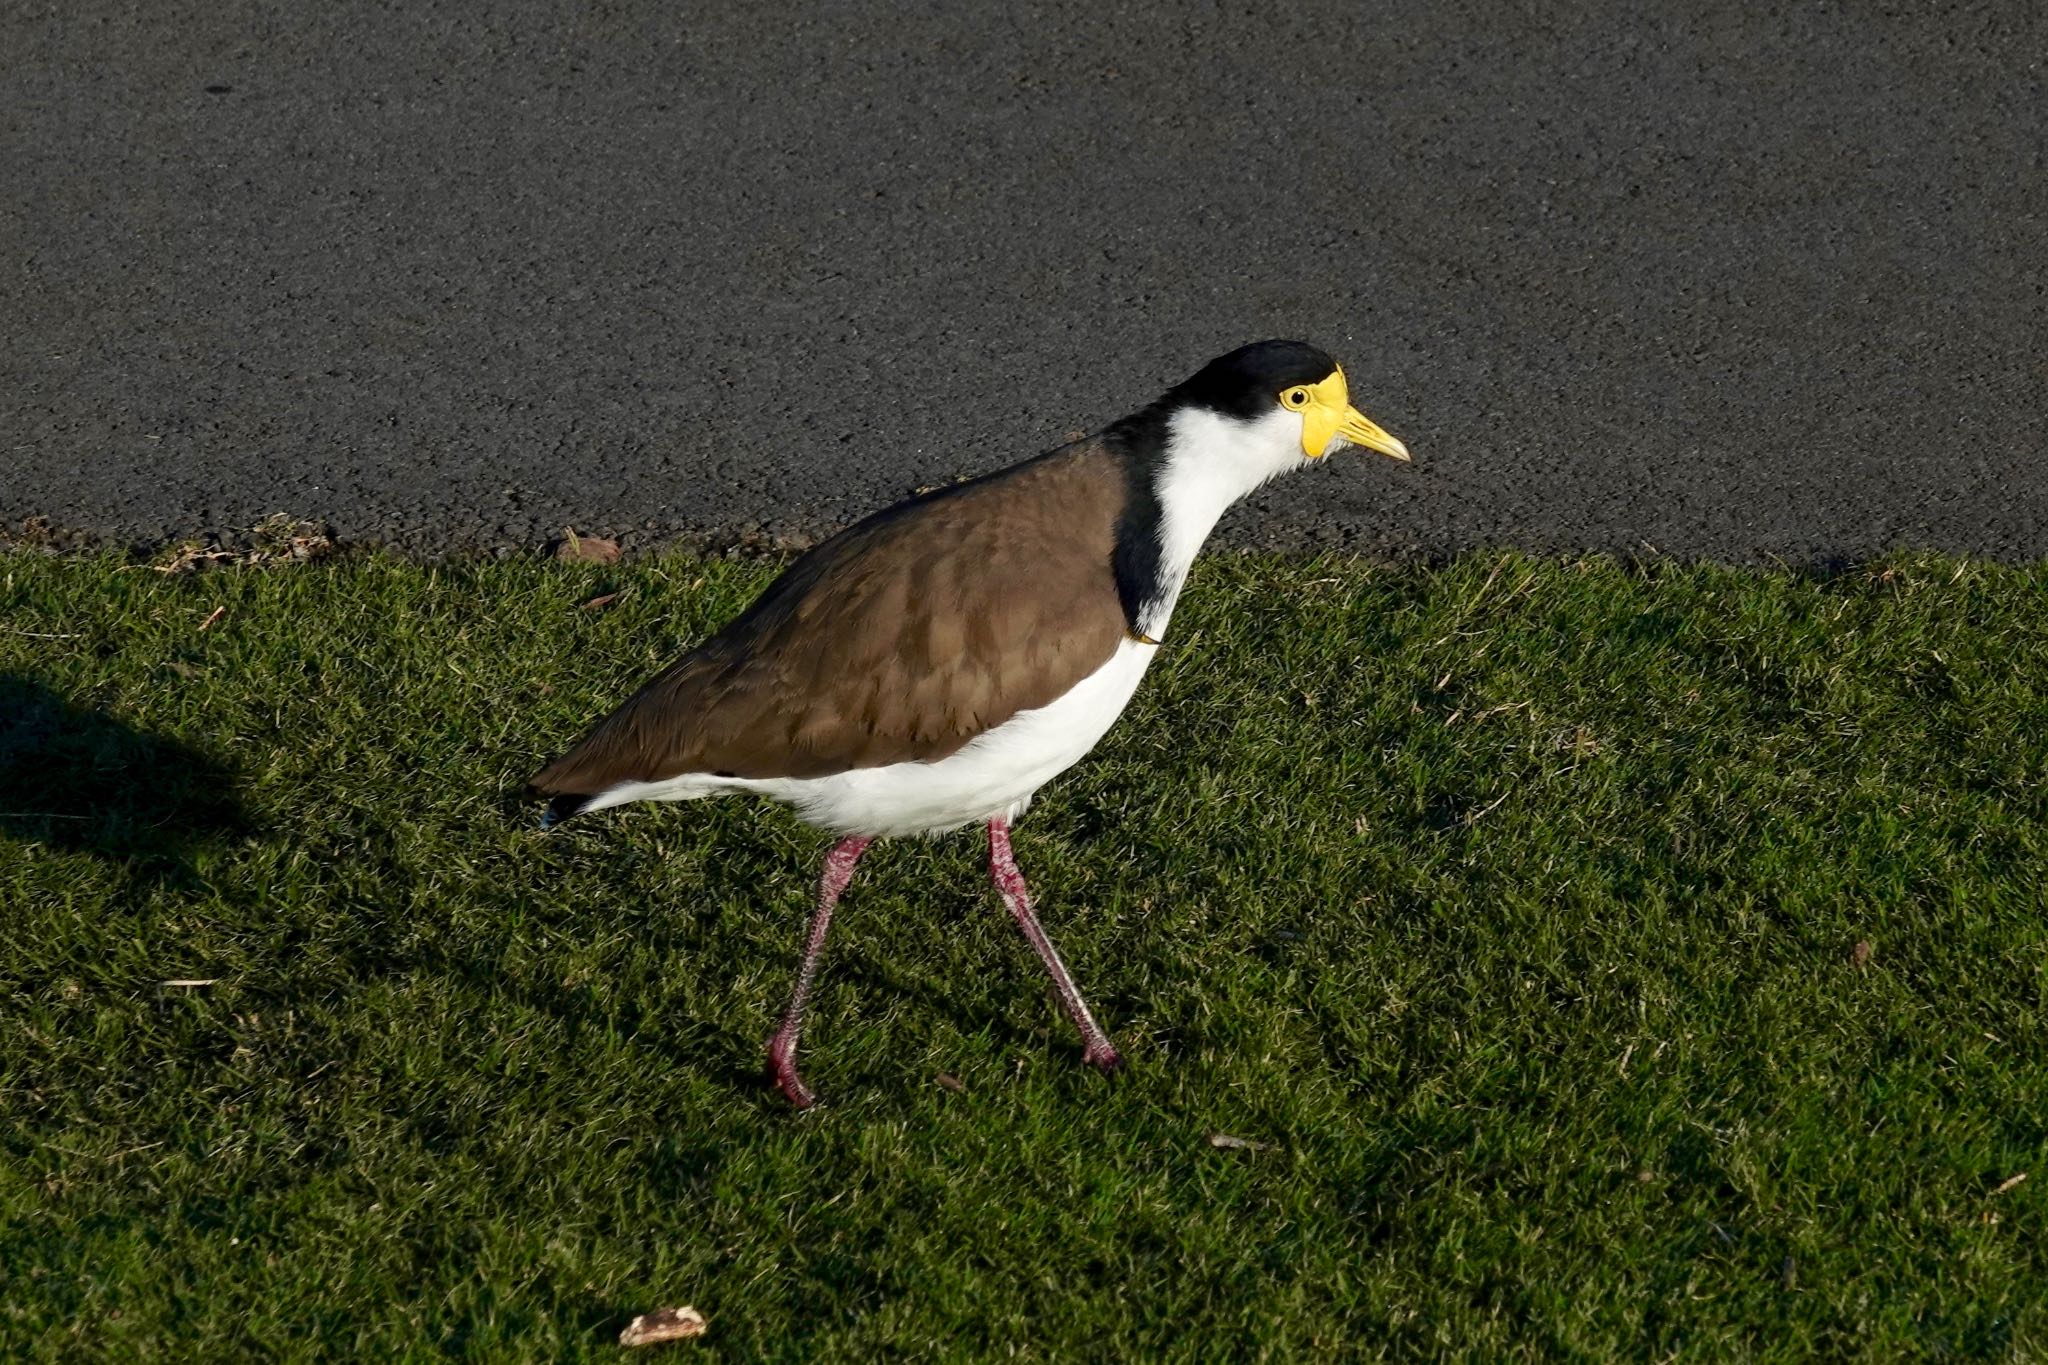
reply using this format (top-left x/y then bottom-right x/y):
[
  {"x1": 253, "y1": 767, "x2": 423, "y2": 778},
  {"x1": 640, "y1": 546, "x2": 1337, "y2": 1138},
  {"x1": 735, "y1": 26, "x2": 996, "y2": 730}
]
[{"x1": 528, "y1": 440, "x2": 1131, "y2": 794}]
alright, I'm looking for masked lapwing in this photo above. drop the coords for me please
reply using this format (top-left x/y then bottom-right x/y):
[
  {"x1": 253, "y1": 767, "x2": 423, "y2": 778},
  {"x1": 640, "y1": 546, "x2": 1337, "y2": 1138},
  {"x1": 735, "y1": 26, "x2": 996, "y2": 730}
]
[{"x1": 529, "y1": 339, "x2": 1411, "y2": 1107}]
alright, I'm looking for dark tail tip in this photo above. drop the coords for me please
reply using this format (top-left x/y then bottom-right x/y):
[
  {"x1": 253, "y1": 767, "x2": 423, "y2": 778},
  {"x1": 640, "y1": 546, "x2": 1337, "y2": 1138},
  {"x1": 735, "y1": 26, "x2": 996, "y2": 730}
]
[{"x1": 539, "y1": 793, "x2": 593, "y2": 830}]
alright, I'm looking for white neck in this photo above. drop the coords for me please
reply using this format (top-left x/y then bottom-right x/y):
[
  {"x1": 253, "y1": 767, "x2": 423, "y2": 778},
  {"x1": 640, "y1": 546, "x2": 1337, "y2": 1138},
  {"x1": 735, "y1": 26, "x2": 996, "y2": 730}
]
[{"x1": 1137, "y1": 405, "x2": 1310, "y2": 637}]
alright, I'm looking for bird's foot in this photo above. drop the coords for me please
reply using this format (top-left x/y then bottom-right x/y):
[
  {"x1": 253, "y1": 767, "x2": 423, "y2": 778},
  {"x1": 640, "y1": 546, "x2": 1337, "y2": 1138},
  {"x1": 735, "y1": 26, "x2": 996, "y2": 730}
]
[
  {"x1": 1082, "y1": 1038, "x2": 1123, "y2": 1072},
  {"x1": 766, "y1": 1033, "x2": 818, "y2": 1110}
]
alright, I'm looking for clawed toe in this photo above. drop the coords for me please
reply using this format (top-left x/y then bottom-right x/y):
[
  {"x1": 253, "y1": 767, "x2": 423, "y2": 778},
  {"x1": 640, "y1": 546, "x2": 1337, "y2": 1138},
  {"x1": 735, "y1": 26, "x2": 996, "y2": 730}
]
[{"x1": 767, "y1": 1035, "x2": 819, "y2": 1109}]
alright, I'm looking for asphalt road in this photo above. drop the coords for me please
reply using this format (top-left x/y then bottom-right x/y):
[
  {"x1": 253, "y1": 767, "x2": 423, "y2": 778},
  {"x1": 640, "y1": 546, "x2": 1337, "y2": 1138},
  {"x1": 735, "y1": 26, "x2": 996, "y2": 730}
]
[{"x1": 6, "y1": 2, "x2": 2044, "y2": 562}]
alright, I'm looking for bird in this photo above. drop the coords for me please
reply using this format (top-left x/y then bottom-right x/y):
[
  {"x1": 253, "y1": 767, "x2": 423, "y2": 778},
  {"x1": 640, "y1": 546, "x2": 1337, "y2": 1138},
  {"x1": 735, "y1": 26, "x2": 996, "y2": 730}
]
[{"x1": 527, "y1": 339, "x2": 1411, "y2": 1107}]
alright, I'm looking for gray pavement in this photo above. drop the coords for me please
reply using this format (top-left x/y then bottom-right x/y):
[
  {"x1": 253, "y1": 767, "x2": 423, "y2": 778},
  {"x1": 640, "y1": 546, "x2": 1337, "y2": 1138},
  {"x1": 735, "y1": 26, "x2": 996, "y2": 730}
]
[{"x1": 5, "y1": 1, "x2": 2044, "y2": 562}]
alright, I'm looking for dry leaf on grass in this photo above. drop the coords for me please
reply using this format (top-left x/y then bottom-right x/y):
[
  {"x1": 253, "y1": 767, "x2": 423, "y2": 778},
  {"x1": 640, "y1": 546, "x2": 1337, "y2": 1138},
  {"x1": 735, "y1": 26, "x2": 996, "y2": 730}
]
[
  {"x1": 935, "y1": 1073, "x2": 965, "y2": 1093},
  {"x1": 619, "y1": 1305, "x2": 707, "y2": 1347},
  {"x1": 556, "y1": 531, "x2": 622, "y2": 564},
  {"x1": 153, "y1": 516, "x2": 335, "y2": 574},
  {"x1": 1206, "y1": 1132, "x2": 1272, "y2": 1152},
  {"x1": 580, "y1": 591, "x2": 622, "y2": 611}
]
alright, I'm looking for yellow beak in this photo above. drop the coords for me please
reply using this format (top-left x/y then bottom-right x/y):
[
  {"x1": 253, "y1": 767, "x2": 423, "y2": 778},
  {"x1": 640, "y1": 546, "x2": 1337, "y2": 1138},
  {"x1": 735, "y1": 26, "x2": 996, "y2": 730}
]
[
  {"x1": 1299, "y1": 368, "x2": 1412, "y2": 462},
  {"x1": 1333, "y1": 408, "x2": 1411, "y2": 462}
]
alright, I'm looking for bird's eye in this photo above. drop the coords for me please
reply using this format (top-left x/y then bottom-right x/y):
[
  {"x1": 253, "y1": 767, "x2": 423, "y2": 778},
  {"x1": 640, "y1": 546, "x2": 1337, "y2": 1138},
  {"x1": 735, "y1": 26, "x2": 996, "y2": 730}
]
[{"x1": 1283, "y1": 388, "x2": 1309, "y2": 408}]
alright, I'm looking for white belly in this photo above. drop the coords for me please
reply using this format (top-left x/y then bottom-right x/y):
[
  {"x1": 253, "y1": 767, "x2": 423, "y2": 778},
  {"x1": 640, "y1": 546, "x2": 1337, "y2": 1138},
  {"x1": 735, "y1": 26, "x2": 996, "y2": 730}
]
[{"x1": 586, "y1": 639, "x2": 1160, "y2": 837}]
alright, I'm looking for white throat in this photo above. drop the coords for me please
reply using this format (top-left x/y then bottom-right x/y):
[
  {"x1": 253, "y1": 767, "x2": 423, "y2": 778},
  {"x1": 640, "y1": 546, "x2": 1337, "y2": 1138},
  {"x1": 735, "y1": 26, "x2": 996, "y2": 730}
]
[{"x1": 1137, "y1": 405, "x2": 1310, "y2": 638}]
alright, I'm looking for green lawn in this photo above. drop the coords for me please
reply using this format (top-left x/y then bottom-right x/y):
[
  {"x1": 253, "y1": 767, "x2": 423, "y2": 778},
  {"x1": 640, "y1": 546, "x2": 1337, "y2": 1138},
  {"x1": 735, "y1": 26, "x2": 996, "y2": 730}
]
[{"x1": 3, "y1": 549, "x2": 2044, "y2": 1360}]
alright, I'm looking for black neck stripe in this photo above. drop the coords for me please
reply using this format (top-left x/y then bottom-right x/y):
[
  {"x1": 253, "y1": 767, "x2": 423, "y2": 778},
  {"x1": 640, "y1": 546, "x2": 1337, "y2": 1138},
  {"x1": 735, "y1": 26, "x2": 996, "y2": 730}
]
[{"x1": 1104, "y1": 403, "x2": 1173, "y2": 632}]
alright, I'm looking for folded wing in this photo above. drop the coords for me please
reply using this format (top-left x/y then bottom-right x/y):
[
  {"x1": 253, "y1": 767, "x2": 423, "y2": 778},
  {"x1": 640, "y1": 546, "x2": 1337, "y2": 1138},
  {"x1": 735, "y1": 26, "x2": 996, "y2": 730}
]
[{"x1": 528, "y1": 441, "x2": 1131, "y2": 797}]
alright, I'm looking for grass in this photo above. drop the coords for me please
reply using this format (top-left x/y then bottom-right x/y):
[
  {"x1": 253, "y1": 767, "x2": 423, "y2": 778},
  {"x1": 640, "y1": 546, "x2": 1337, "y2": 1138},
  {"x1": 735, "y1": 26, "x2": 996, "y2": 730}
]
[{"x1": 3, "y1": 548, "x2": 2045, "y2": 1360}]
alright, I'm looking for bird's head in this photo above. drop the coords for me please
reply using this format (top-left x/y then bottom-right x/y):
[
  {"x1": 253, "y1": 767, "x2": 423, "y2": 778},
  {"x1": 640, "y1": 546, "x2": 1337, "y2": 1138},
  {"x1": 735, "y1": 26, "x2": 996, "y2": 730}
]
[
  {"x1": 1169, "y1": 339, "x2": 1411, "y2": 467},
  {"x1": 1108, "y1": 340, "x2": 1414, "y2": 638}
]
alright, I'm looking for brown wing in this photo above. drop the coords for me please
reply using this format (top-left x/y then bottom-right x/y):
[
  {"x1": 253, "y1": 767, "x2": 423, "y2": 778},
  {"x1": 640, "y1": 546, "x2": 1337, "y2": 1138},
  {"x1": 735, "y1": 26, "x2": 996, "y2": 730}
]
[{"x1": 528, "y1": 440, "x2": 1131, "y2": 796}]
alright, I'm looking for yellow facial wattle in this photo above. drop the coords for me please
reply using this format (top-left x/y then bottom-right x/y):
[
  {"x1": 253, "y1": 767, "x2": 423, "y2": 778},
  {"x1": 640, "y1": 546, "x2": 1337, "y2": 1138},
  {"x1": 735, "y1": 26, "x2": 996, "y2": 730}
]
[{"x1": 1281, "y1": 368, "x2": 1411, "y2": 462}]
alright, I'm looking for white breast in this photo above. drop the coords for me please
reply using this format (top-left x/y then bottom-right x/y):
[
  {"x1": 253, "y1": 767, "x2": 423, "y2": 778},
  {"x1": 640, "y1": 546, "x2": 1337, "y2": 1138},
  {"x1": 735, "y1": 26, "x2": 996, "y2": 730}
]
[
  {"x1": 763, "y1": 638, "x2": 1160, "y2": 835},
  {"x1": 585, "y1": 639, "x2": 1161, "y2": 837}
]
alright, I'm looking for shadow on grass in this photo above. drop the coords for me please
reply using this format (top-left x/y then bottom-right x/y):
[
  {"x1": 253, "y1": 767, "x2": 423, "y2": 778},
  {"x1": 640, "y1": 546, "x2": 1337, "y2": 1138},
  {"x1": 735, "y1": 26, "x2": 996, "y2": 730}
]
[{"x1": 0, "y1": 676, "x2": 247, "y2": 886}]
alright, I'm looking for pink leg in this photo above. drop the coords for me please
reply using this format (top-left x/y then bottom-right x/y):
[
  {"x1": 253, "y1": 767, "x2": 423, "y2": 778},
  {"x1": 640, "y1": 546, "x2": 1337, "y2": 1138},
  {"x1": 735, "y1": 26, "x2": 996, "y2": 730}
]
[
  {"x1": 767, "y1": 835, "x2": 872, "y2": 1108},
  {"x1": 987, "y1": 816, "x2": 1121, "y2": 1071}
]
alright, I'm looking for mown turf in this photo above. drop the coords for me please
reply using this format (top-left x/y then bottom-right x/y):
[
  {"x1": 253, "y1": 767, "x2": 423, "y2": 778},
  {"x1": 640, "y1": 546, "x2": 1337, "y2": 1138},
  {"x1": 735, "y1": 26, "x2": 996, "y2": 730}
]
[{"x1": 3, "y1": 550, "x2": 2045, "y2": 1360}]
